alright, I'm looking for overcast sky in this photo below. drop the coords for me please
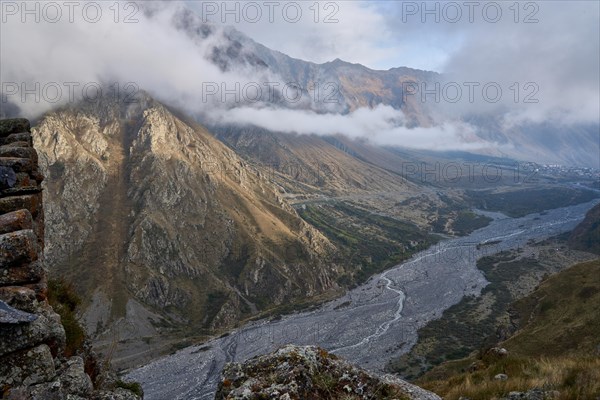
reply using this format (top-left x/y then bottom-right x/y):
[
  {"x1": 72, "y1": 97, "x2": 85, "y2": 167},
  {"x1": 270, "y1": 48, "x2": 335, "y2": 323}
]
[
  {"x1": 1, "y1": 0, "x2": 598, "y2": 155},
  {"x1": 186, "y1": 0, "x2": 600, "y2": 124},
  {"x1": 187, "y1": 0, "x2": 599, "y2": 72}
]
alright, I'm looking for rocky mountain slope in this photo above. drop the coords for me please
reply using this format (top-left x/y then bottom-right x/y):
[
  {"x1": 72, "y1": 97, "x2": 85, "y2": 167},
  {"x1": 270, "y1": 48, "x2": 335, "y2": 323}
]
[
  {"x1": 417, "y1": 258, "x2": 600, "y2": 400},
  {"x1": 390, "y1": 206, "x2": 600, "y2": 399},
  {"x1": 0, "y1": 118, "x2": 140, "y2": 399},
  {"x1": 174, "y1": 8, "x2": 436, "y2": 122},
  {"x1": 30, "y1": 87, "x2": 598, "y2": 371},
  {"x1": 31, "y1": 93, "x2": 362, "y2": 367}
]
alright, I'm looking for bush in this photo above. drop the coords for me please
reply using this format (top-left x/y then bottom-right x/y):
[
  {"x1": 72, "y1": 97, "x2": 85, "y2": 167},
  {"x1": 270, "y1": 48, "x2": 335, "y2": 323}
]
[
  {"x1": 115, "y1": 380, "x2": 144, "y2": 397},
  {"x1": 47, "y1": 279, "x2": 86, "y2": 357}
]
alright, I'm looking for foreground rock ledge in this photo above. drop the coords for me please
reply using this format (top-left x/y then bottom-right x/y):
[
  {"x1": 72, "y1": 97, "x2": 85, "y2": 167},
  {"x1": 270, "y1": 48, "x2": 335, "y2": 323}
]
[{"x1": 215, "y1": 345, "x2": 441, "y2": 400}]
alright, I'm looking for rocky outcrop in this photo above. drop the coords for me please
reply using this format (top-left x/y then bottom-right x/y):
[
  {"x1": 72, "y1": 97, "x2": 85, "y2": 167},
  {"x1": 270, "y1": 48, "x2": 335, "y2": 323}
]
[
  {"x1": 215, "y1": 345, "x2": 441, "y2": 400},
  {"x1": 0, "y1": 118, "x2": 141, "y2": 399}
]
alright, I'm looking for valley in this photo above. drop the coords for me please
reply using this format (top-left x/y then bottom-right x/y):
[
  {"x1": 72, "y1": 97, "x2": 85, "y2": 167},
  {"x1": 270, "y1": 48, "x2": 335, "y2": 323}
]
[
  {"x1": 1, "y1": 2, "x2": 599, "y2": 399},
  {"x1": 30, "y1": 92, "x2": 600, "y2": 375},
  {"x1": 127, "y1": 199, "x2": 600, "y2": 400}
]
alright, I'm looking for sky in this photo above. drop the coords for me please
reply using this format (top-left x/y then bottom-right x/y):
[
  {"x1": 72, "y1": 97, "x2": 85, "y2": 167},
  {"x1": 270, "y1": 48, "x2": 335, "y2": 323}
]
[
  {"x1": 184, "y1": 0, "x2": 600, "y2": 126},
  {"x1": 186, "y1": 0, "x2": 599, "y2": 73},
  {"x1": 0, "y1": 0, "x2": 598, "y2": 159}
]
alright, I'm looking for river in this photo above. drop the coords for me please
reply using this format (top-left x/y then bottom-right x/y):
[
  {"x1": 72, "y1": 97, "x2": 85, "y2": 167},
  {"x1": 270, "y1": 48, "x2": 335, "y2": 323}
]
[{"x1": 127, "y1": 199, "x2": 600, "y2": 399}]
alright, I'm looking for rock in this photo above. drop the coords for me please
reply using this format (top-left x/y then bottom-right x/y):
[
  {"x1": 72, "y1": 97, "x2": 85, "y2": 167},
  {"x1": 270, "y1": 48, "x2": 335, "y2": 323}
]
[
  {"x1": 494, "y1": 373, "x2": 508, "y2": 381},
  {"x1": 0, "y1": 166, "x2": 17, "y2": 190},
  {"x1": 0, "y1": 118, "x2": 142, "y2": 399},
  {"x1": 58, "y1": 357, "x2": 93, "y2": 397},
  {"x1": 0, "y1": 299, "x2": 37, "y2": 323},
  {"x1": 0, "y1": 209, "x2": 33, "y2": 234},
  {"x1": 0, "y1": 133, "x2": 33, "y2": 146},
  {"x1": 0, "y1": 146, "x2": 38, "y2": 161},
  {"x1": 0, "y1": 194, "x2": 43, "y2": 219},
  {"x1": 0, "y1": 157, "x2": 35, "y2": 174},
  {"x1": 0, "y1": 286, "x2": 39, "y2": 313},
  {"x1": 0, "y1": 303, "x2": 66, "y2": 357},
  {"x1": 0, "y1": 119, "x2": 30, "y2": 137},
  {"x1": 0, "y1": 344, "x2": 56, "y2": 387},
  {"x1": 0, "y1": 229, "x2": 38, "y2": 267},
  {"x1": 488, "y1": 347, "x2": 508, "y2": 357},
  {"x1": 215, "y1": 345, "x2": 441, "y2": 400},
  {"x1": 23, "y1": 380, "x2": 65, "y2": 400},
  {"x1": 92, "y1": 388, "x2": 143, "y2": 400},
  {"x1": 0, "y1": 260, "x2": 45, "y2": 287}
]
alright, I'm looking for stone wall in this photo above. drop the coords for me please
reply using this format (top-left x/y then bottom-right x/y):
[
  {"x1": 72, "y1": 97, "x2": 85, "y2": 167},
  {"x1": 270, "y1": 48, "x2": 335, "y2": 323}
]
[{"x1": 0, "y1": 119, "x2": 141, "y2": 399}]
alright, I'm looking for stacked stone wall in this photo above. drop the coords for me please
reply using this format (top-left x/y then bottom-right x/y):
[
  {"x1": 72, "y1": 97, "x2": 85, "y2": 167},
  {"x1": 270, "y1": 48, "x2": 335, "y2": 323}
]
[{"x1": 0, "y1": 119, "x2": 140, "y2": 400}]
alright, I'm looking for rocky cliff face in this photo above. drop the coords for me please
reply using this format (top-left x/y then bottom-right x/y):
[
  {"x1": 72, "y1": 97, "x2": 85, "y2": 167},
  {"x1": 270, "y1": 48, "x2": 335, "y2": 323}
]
[
  {"x1": 215, "y1": 345, "x2": 441, "y2": 400},
  {"x1": 32, "y1": 94, "x2": 346, "y2": 367},
  {"x1": 0, "y1": 118, "x2": 140, "y2": 399}
]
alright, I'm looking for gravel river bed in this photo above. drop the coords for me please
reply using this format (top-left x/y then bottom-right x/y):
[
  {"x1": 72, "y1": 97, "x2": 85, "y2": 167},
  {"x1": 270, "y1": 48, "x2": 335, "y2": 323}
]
[{"x1": 127, "y1": 199, "x2": 600, "y2": 399}]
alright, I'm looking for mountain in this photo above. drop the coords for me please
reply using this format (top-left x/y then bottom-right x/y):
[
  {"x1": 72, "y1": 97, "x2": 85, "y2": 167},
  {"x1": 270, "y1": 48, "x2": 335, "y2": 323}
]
[
  {"x1": 174, "y1": 8, "x2": 436, "y2": 122},
  {"x1": 32, "y1": 93, "x2": 352, "y2": 366},
  {"x1": 170, "y1": 8, "x2": 599, "y2": 168},
  {"x1": 390, "y1": 208, "x2": 600, "y2": 399},
  {"x1": 0, "y1": 118, "x2": 141, "y2": 400},
  {"x1": 17, "y1": 5, "x2": 598, "y2": 371}
]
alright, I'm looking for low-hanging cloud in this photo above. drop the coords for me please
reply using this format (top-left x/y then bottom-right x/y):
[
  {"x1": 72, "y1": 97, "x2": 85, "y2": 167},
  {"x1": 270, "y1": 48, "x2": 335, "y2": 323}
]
[{"x1": 207, "y1": 104, "x2": 497, "y2": 151}]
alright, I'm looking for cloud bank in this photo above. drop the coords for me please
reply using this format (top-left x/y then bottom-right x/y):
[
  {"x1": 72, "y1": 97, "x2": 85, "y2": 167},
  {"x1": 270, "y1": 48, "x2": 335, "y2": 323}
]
[{"x1": 0, "y1": 1, "x2": 597, "y2": 159}]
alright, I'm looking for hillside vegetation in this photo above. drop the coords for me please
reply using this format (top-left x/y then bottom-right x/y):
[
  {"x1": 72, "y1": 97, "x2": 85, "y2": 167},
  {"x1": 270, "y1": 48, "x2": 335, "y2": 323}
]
[
  {"x1": 568, "y1": 203, "x2": 600, "y2": 255},
  {"x1": 417, "y1": 259, "x2": 600, "y2": 400}
]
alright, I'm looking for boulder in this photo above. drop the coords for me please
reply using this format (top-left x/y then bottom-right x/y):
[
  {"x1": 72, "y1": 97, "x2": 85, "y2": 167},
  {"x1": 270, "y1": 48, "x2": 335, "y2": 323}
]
[
  {"x1": 0, "y1": 119, "x2": 30, "y2": 137},
  {"x1": 215, "y1": 345, "x2": 441, "y2": 400}
]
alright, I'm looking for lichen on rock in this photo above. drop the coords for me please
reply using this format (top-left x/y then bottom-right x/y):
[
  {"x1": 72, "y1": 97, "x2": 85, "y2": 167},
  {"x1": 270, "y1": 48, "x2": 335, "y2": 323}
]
[{"x1": 215, "y1": 345, "x2": 441, "y2": 400}]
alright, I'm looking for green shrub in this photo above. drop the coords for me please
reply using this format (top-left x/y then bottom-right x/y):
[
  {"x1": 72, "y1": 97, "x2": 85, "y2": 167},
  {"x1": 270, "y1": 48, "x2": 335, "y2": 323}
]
[
  {"x1": 47, "y1": 279, "x2": 86, "y2": 357},
  {"x1": 115, "y1": 380, "x2": 144, "y2": 397}
]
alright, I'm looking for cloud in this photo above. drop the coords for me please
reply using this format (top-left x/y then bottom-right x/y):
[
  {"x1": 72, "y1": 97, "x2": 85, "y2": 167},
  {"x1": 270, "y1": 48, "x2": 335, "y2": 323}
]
[
  {"x1": 201, "y1": 0, "x2": 599, "y2": 127},
  {"x1": 187, "y1": 0, "x2": 403, "y2": 70},
  {"x1": 0, "y1": 1, "x2": 276, "y2": 116},
  {"x1": 0, "y1": 0, "x2": 597, "y2": 158},
  {"x1": 206, "y1": 104, "x2": 495, "y2": 151},
  {"x1": 436, "y1": 1, "x2": 600, "y2": 128}
]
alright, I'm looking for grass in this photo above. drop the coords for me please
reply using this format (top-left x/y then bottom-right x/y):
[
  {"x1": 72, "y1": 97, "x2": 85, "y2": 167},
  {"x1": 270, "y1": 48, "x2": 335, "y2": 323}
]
[
  {"x1": 298, "y1": 201, "x2": 439, "y2": 285},
  {"x1": 420, "y1": 356, "x2": 600, "y2": 400},
  {"x1": 501, "y1": 259, "x2": 600, "y2": 358},
  {"x1": 115, "y1": 380, "x2": 144, "y2": 397},
  {"x1": 415, "y1": 259, "x2": 600, "y2": 400},
  {"x1": 430, "y1": 194, "x2": 492, "y2": 235},
  {"x1": 568, "y1": 203, "x2": 600, "y2": 255},
  {"x1": 451, "y1": 210, "x2": 492, "y2": 236},
  {"x1": 387, "y1": 250, "x2": 548, "y2": 378},
  {"x1": 47, "y1": 278, "x2": 86, "y2": 357}
]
